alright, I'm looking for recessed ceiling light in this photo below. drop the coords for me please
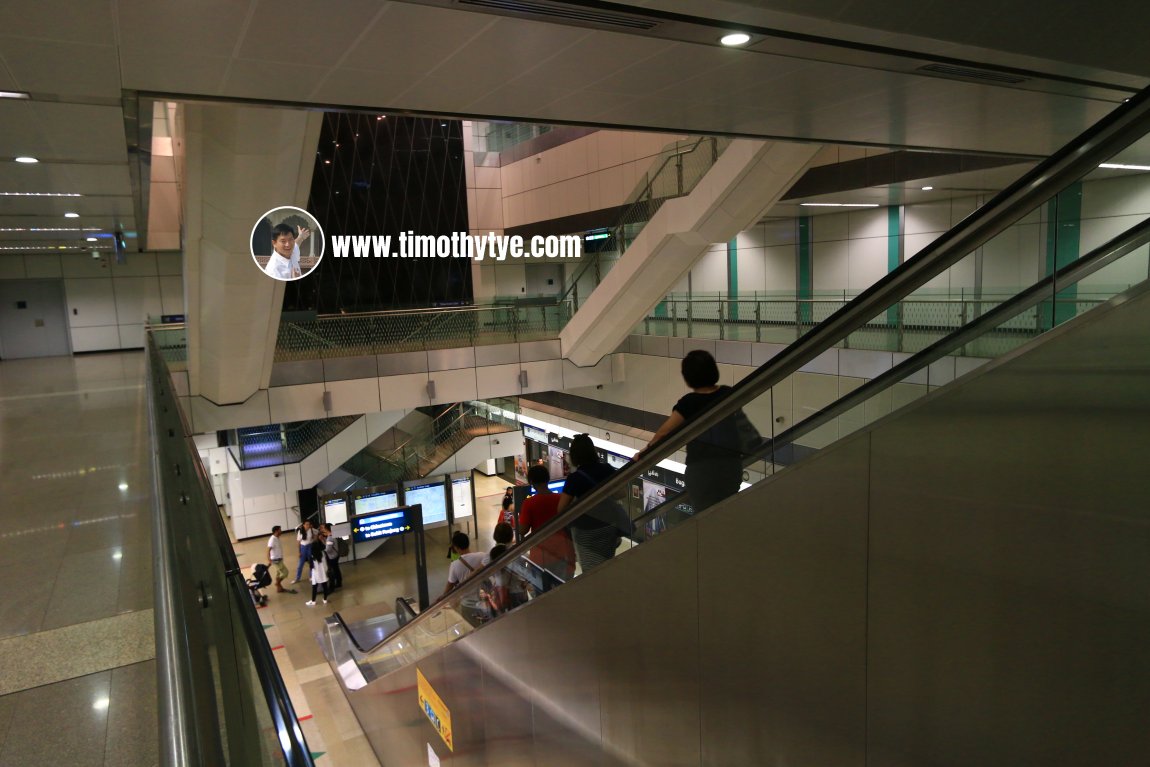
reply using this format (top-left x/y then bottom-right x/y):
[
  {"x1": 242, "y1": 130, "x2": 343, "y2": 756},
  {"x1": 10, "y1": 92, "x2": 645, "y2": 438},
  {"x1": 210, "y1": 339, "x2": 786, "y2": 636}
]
[
  {"x1": 87, "y1": 237, "x2": 97, "y2": 242},
  {"x1": 799, "y1": 203, "x2": 881, "y2": 208},
  {"x1": 14, "y1": 156, "x2": 38, "y2": 164},
  {"x1": 921, "y1": 186, "x2": 934, "y2": 191},
  {"x1": 720, "y1": 33, "x2": 751, "y2": 46},
  {"x1": 0, "y1": 91, "x2": 30, "y2": 99},
  {"x1": 1099, "y1": 163, "x2": 1150, "y2": 171},
  {"x1": 64, "y1": 212, "x2": 79, "y2": 218}
]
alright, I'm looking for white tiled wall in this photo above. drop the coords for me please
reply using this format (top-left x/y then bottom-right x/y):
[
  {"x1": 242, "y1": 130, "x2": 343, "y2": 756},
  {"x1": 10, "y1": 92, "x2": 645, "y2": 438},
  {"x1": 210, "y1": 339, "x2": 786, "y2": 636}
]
[{"x1": 0, "y1": 252, "x2": 183, "y2": 353}]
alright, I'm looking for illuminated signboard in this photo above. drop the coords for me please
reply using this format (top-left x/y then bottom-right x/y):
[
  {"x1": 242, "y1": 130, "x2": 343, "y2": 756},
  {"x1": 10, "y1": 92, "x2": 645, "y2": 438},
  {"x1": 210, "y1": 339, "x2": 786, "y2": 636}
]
[
  {"x1": 321, "y1": 493, "x2": 349, "y2": 525},
  {"x1": 351, "y1": 507, "x2": 411, "y2": 543}
]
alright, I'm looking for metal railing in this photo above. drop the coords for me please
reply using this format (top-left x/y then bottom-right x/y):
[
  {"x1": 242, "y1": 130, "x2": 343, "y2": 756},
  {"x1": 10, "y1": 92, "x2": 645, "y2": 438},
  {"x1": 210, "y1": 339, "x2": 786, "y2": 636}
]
[
  {"x1": 274, "y1": 301, "x2": 572, "y2": 362},
  {"x1": 637, "y1": 294, "x2": 1116, "y2": 351},
  {"x1": 342, "y1": 399, "x2": 521, "y2": 488},
  {"x1": 321, "y1": 81, "x2": 1150, "y2": 679},
  {"x1": 561, "y1": 136, "x2": 731, "y2": 310},
  {"x1": 148, "y1": 333, "x2": 314, "y2": 767}
]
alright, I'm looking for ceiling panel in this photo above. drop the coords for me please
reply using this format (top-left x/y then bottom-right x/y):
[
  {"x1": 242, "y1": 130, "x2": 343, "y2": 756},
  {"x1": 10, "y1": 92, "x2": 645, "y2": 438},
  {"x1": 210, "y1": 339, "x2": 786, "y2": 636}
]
[
  {"x1": 223, "y1": 59, "x2": 332, "y2": 102},
  {"x1": 312, "y1": 67, "x2": 413, "y2": 110},
  {"x1": 115, "y1": 0, "x2": 250, "y2": 59},
  {"x1": 0, "y1": 163, "x2": 132, "y2": 197},
  {"x1": 0, "y1": 37, "x2": 121, "y2": 98},
  {"x1": 405, "y1": 18, "x2": 591, "y2": 100},
  {"x1": 29, "y1": 103, "x2": 128, "y2": 163},
  {"x1": 341, "y1": 2, "x2": 497, "y2": 72},
  {"x1": 237, "y1": 0, "x2": 388, "y2": 68},
  {"x1": 0, "y1": 196, "x2": 134, "y2": 218},
  {"x1": 118, "y1": 49, "x2": 231, "y2": 95},
  {"x1": 0, "y1": 0, "x2": 115, "y2": 45}
]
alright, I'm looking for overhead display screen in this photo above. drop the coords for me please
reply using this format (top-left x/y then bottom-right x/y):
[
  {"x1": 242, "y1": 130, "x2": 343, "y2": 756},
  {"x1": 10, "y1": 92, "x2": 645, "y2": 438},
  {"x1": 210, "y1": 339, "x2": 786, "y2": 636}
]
[
  {"x1": 351, "y1": 507, "x2": 411, "y2": 543},
  {"x1": 352, "y1": 487, "x2": 398, "y2": 517},
  {"x1": 321, "y1": 493, "x2": 349, "y2": 525},
  {"x1": 403, "y1": 479, "x2": 447, "y2": 527}
]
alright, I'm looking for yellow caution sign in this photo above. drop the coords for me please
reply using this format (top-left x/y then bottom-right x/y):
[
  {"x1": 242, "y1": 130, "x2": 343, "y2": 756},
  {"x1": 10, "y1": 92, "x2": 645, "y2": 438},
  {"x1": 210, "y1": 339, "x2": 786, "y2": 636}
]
[{"x1": 417, "y1": 668, "x2": 453, "y2": 751}]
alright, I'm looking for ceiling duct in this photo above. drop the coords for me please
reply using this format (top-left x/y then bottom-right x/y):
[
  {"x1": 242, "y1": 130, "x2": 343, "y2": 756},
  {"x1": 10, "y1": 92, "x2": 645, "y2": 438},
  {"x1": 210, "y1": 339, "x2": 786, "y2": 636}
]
[
  {"x1": 456, "y1": 0, "x2": 660, "y2": 31},
  {"x1": 917, "y1": 63, "x2": 1028, "y2": 85}
]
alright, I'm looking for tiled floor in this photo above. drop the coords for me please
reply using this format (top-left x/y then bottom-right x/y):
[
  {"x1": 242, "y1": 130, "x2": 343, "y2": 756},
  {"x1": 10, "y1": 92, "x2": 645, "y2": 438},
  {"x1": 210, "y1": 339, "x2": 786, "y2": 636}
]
[
  {"x1": 0, "y1": 352, "x2": 157, "y2": 766},
  {"x1": 230, "y1": 472, "x2": 512, "y2": 766}
]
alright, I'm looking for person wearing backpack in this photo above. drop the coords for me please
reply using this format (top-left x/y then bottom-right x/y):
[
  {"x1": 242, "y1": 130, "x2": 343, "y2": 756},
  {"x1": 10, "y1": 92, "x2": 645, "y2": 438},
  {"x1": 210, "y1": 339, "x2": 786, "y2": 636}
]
[
  {"x1": 556, "y1": 433, "x2": 620, "y2": 572},
  {"x1": 321, "y1": 523, "x2": 343, "y2": 591}
]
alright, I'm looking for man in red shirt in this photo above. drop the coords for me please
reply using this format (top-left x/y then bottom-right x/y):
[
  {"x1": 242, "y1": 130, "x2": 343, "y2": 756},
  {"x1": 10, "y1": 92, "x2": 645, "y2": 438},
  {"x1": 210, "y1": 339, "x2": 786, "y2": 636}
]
[{"x1": 517, "y1": 465, "x2": 576, "y2": 587}]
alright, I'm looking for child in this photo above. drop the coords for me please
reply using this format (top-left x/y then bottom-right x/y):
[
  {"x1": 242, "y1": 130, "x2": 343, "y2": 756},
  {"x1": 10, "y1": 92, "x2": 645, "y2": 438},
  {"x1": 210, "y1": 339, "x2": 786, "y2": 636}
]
[{"x1": 305, "y1": 539, "x2": 330, "y2": 606}]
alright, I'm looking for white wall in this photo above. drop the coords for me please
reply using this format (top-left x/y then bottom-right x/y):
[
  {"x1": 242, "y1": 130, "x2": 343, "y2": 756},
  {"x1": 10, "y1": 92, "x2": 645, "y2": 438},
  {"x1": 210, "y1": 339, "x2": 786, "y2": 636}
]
[
  {"x1": 500, "y1": 130, "x2": 687, "y2": 230},
  {"x1": 0, "y1": 251, "x2": 182, "y2": 352},
  {"x1": 673, "y1": 171, "x2": 1150, "y2": 301}
]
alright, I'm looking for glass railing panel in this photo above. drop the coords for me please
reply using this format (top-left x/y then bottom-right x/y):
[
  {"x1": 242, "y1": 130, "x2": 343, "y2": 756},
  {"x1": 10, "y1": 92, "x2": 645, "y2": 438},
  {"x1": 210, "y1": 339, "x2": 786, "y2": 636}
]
[
  {"x1": 152, "y1": 325, "x2": 187, "y2": 365},
  {"x1": 149, "y1": 335, "x2": 313, "y2": 766},
  {"x1": 273, "y1": 300, "x2": 572, "y2": 362}
]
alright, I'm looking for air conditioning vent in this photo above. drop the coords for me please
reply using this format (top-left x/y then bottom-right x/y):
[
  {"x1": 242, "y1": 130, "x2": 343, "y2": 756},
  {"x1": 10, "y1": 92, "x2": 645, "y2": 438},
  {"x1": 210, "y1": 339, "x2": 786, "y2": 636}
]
[
  {"x1": 457, "y1": 0, "x2": 660, "y2": 30},
  {"x1": 918, "y1": 63, "x2": 1027, "y2": 85}
]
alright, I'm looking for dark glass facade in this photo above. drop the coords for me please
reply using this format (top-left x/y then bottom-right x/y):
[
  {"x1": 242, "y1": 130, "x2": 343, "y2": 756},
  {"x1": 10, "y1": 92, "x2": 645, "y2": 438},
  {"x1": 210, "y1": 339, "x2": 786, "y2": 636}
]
[{"x1": 285, "y1": 114, "x2": 471, "y2": 312}]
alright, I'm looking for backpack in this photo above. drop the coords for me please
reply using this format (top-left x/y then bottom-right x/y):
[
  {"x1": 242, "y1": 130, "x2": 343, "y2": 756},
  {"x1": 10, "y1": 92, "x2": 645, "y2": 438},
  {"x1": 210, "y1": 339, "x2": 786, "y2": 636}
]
[{"x1": 335, "y1": 536, "x2": 349, "y2": 558}]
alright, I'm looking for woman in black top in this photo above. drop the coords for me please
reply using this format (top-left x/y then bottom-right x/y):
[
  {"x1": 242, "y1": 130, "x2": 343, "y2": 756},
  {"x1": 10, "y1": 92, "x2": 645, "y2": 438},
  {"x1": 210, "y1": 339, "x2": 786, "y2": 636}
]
[
  {"x1": 556, "y1": 433, "x2": 619, "y2": 572},
  {"x1": 637, "y1": 350, "x2": 743, "y2": 515}
]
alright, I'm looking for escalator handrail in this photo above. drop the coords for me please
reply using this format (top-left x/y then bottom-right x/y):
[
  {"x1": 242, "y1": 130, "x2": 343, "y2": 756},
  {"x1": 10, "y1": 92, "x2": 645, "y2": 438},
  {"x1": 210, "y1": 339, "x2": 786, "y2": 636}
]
[{"x1": 339, "y1": 82, "x2": 1150, "y2": 657}]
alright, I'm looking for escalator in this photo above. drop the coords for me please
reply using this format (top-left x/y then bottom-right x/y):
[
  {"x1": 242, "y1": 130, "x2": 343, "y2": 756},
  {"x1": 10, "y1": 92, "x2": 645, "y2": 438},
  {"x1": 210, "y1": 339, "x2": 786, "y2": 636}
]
[{"x1": 320, "y1": 86, "x2": 1150, "y2": 766}]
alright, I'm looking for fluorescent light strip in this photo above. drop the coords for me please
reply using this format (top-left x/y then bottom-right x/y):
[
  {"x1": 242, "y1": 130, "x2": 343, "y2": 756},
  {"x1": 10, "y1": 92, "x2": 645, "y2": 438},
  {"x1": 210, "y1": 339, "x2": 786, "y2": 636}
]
[
  {"x1": 0, "y1": 227, "x2": 102, "y2": 233},
  {"x1": 0, "y1": 192, "x2": 83, "y2": 197},
  {"x1": 0, "y1": 245, "x2": 96, "y2": 251},
  {"x1": 0, "y1": 91, "x2": 30, "y2": 99},
  {"x1": 799, "y1": 203, "x2": 880, "y2": 208},
  {"x1": 1098, "y1": 163, "x2": 1150, "y2": 171}
]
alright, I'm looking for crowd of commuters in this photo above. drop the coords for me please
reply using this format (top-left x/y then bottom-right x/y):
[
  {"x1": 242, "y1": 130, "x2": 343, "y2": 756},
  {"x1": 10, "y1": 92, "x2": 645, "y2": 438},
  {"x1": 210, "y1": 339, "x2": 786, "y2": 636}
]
[
  {"x1": 258, "y1": 350, "x2": 748, "y2": 622},
  {"x1": 262, "y1": 520, "x2": 346, "y2": 607}
]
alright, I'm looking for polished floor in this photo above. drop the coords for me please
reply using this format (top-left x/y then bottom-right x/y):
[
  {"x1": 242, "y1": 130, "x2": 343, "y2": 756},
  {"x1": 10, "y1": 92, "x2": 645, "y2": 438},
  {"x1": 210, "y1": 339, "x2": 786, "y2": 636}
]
[
  {"x1": 0, "y1": 352, "x2": 156, "y2": 766},
  {"x1": 230, "y1": 471, "x2": 512, "y2": 766}
]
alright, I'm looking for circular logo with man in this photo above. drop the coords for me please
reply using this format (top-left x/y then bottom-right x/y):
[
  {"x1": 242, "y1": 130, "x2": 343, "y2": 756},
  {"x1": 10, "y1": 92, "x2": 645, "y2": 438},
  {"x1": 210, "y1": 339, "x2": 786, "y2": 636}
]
[{"x1": 250, "y1": 206, "x2": 325, "y2": 281}]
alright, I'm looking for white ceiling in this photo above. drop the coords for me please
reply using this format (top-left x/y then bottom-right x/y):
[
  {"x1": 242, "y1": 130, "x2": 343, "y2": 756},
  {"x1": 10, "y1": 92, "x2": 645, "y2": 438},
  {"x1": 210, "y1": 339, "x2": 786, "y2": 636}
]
[{"x1": 0, "y1": 0, "x2": 1146, "y2": 254}]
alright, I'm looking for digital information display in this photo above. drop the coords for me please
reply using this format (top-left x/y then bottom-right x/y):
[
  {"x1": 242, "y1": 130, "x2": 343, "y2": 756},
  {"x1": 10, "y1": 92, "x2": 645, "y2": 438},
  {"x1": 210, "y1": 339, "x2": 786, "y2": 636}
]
[
  {"x1": 352, "y1": 489, "x2": 398, "y2": 516},
  {"x1": 404, "y1": 480, "x2": 447, "y2": 526},
  {"x1": 322, "y1": 494, "x2": 349, "y2": 525},
  {"x1": 351, "y1": 508, "x2": 411, "y2": 543},
  {"x1": 450, "y1": 476, "x2": 473, "y2": 524}
]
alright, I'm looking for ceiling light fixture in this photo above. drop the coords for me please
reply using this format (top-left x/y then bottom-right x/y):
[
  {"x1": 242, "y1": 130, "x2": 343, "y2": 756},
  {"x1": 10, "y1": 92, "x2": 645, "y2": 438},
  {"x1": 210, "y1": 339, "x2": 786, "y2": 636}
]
[
  {"x1": 0, "y1": 90, "x2": 30, "y2": 99},
  {"x1": 14, "y1": 156, "x2": 38, "y2": 164},
  {"x1": 87, "y1": 237, "x2": 97, "y2": 242},
  {"x1": 720, "y1": 32, "x2": 751, "y2": 46},
  {"x1": 921, "y1": 186, "x2": 934, "y2": 191},
  {"x1": 0, "y1": 192, "x2": 82, "y2": 197},
  {"x1": 799, "y1": 203, "x2": 881, "y2": 208},
  {"x1": 64, "y1": 212, "x2": 79, "y2": 218},
  {"x1": 1099, "y1": 163, "x2": 1150, "y2": 171}
]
